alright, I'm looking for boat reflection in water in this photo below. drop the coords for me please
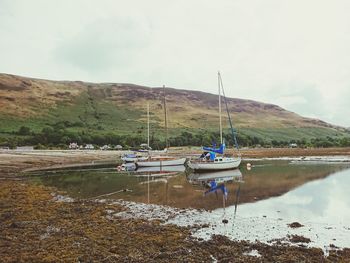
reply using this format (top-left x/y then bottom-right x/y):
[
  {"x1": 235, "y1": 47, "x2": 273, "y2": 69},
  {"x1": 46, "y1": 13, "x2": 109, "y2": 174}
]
[
  {"x1": 132, "y1": 165, "x2": 186, "y2": 180},
  {"x1": 187, "y1": 169, "x2": 244, "y2": 222},
  {"x1": 121, "y1": 163, "x2": 186, "y2": 173},
  {"x1": 136, "y1": 165, "x2": 186, "y2": 173},
  {"x1": 187, "y1": 169, "x2": 243, "y2": 187}
]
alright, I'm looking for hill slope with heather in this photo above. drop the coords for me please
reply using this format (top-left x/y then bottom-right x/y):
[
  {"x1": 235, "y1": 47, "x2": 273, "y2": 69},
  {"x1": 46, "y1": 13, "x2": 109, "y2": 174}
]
[{"x1": 0, "y1": 73, "x2": 349, "y2": 148}]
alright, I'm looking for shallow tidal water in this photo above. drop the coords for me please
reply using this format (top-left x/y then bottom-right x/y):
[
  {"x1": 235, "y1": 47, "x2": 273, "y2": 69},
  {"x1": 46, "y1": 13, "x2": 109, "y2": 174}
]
[{"x1": 31, "y1": 160, "x2": 350, "y2": 249}]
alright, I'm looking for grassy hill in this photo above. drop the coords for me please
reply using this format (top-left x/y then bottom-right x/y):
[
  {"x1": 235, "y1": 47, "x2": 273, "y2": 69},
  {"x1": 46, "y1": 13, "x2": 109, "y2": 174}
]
[{"x1": 1, "y1": 73, "x2": 349, "y2": 148}]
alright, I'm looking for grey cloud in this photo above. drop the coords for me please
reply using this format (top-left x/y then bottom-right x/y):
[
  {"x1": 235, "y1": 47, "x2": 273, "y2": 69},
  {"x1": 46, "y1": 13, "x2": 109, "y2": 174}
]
[
  {"x1": 266, "y1": 81, "x2": 327, "y2": 119},
  {"x1": 273, "y1": 84, "x2": 350, "y2": 127},
  {"x1": 0, "y1": 0, "x2": 11, "y2": 14},
  {"x1": 332, "y1": 88, "x2": 350, "y2": 127},
  {"x1": 54, "y1": 17, "x2": 151, "y2": 72}
]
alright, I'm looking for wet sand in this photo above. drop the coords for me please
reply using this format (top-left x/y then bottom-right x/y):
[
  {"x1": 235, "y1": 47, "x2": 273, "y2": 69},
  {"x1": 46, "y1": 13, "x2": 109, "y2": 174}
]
[
  {"x1": 1, "y1": 148, "x2": 350, "y2": 262},
  {"x1": 227, "y1": 147, "x2": 350, "y2": 158}
]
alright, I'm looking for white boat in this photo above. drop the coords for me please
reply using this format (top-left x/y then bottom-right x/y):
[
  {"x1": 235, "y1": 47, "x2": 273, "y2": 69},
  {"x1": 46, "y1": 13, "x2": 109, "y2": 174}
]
[
  {"x1": 136, "y1": 88, "x2": 185, "y2": 167},
  {"x1": 137, "y1": 157, "x2": 187, "y2": 167},
  {"x1": 187, "y1": 156, "x2": 241, "y2": 171},
  {"x1": 187, "y1": 72, "x2": 241, "y2": 171}
]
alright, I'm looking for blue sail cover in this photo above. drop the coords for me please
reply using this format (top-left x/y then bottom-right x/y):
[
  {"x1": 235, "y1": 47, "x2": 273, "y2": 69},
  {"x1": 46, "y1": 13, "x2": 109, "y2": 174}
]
[
  {"x1": 209, "y1": 152, "x2": 216, "y2": 161},
  {"x1": 203, "y1": 143, "x2": 226, "y2": 154}
]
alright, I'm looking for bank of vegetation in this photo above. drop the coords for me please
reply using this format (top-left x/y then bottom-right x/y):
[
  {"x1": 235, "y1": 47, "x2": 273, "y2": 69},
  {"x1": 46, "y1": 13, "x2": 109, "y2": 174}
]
[{"x1": 1, "y1": 123, "x2": 349, "y2": 150}]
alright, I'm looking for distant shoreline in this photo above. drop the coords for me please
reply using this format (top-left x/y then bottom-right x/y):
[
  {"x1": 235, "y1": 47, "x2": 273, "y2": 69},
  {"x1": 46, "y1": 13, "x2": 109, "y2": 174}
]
[
  {"x1": 2, "y1": 146, "x2": 350, "y2": 158},
  {"x1": 238, "y1": 147, "x2": 350, "y2": 158},
  {"x1": 0, "y1": 147, "x2": 348, "y2": 173}
]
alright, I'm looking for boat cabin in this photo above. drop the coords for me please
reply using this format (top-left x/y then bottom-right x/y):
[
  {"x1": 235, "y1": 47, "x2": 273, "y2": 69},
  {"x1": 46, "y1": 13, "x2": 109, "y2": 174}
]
[{"x1": 214, "y1": 157, "x2": 223, "y2": 162}]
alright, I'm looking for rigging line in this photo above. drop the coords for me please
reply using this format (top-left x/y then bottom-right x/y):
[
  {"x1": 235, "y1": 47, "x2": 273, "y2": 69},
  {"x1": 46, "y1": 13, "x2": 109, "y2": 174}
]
[
  {"x1": 163, "y1": 85, "x2": 168, "y2": 149},
  {"x1": 218, "y1": 73, "x2": 240, "y2": 152},
  {"x1": 218, "y1": 72, "x2": 223, "y2": 145},
  {"x1": 147, "y1": 103, "x2": 150, "y2": 149}
]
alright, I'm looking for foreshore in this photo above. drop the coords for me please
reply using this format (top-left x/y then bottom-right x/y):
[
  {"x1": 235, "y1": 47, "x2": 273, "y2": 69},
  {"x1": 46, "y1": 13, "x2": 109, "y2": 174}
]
[{"x1": 1, "y1": 148, "x2": 350, "y2": 262}]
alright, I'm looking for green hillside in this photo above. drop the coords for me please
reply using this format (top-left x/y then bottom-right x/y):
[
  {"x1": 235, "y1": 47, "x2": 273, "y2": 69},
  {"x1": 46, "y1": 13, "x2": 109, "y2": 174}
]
[{"x1": 1, "y1": 73, "x2": 349, "y2": 148}]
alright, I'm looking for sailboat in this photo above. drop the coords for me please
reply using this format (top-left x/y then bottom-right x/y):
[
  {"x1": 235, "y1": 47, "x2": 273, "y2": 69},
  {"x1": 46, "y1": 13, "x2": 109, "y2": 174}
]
[
  {"x1": 187, "y1": 72, "x2": 241, "y2": 171},
  {"x1": 136, "y1": 154, "x2": 186, "y2": 167},
  {"x1": 136, "y1": 87, "x2": 187, "y2": 168}
]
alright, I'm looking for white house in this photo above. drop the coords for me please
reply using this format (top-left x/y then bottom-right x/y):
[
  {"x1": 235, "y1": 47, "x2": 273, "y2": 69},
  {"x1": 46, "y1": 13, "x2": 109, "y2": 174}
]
[
  {"x1": 69, "y1": 142, "x2": 79, "y2": 149},
  {"x1": 16, "y1": 146, "x2": 34, "y2": 151},
  {"x1": 85, "y1": 144, "x2": 94, "y2": 150},
  {"x1": 115, "y1": 145, "x2": 123, "y2": 150},
  {"x1": 100, "y1": 145, "x2": 110, "y2": 150}
]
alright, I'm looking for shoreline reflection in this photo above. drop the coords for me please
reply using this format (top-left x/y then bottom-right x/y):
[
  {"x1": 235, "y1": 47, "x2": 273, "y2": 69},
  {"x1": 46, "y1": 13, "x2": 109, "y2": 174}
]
[{"x1": 32, "y1": 161, "x2": 350, "y2": 211}]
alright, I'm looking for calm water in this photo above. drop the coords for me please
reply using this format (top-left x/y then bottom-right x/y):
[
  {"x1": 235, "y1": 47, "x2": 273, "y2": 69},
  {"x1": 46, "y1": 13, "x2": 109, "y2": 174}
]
[
  {"x1": 29, "y1": 160, "x2": 350, "y2": 248},
  {"x1": 31, "y1": 160, "x2": 350, "y2": 212}
]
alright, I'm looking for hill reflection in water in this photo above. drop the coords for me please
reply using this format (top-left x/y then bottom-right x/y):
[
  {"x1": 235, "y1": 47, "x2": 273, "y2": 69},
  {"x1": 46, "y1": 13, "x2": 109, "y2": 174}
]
[{"x1": 33, "y1": 160, "x2": 350, "y2": 211}]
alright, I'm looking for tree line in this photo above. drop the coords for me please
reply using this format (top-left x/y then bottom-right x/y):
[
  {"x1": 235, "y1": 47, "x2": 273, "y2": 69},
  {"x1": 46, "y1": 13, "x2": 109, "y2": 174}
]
[{"x1": 0, "y1": 125, "x2": 350, "y2": 149}]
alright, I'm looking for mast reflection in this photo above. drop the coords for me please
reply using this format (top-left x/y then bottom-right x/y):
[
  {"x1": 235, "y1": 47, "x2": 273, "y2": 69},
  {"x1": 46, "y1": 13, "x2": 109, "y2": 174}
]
[
  {"x1": 135, "y1": 165, "x2": 186, "y2": 205},
  {"x1": 187, "y1": 169, "x2": 244, "y2": 221}
]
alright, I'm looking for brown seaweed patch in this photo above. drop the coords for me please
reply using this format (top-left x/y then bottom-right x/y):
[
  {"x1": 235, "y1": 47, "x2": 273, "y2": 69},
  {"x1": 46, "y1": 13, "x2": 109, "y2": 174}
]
[
  {"x1": 288, "y1": 222, "x2": 304, "y2": 228},
  {"x1": 288, "y1": 235, "x2": 311, "y2": 243}
]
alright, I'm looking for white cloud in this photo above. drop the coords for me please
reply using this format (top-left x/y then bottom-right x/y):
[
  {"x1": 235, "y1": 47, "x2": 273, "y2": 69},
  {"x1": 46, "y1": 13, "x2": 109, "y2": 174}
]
[{"x1": 0, "y1": 0, "x2": 350, "y2": 126}]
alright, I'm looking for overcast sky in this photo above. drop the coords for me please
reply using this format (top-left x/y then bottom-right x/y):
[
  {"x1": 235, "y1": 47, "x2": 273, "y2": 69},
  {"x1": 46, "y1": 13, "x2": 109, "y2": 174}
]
[{"x1": 1, "y1": 0, "x2": 350, "y2": 127}]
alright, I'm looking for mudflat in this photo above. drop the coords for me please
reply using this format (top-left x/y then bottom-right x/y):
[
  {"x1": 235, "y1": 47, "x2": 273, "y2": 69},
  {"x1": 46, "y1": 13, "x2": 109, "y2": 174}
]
[{"x1": 1, "y1": 148, "x2": 350, "y2": 262}]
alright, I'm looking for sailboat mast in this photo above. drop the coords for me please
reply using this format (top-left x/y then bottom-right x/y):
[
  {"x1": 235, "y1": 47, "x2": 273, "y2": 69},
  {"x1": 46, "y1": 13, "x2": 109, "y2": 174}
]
[
  {"x1": 163, "y1": 85, "x2": 168, "y2": 148},
  {"x1": 147, "y1": 102, "x2": 150, "y2": 149},
  {"x1": 218, "y1": 72, "x2": 223, "y2": 145}
]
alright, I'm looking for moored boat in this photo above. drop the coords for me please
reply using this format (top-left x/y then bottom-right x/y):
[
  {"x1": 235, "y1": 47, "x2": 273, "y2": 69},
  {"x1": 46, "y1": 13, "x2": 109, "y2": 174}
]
[
  {"x1": 136, "y1": 156, "x2": 187, "y2": 167},
  {"x1": 187, "y1": 72, "x2": 241, "y2": 172},
  {"x1": 136, "y1": 86, "x2": 185, "y2": 168},
  {"x1": 187, "y1": 156, "x2": 241, "y2": 171}
]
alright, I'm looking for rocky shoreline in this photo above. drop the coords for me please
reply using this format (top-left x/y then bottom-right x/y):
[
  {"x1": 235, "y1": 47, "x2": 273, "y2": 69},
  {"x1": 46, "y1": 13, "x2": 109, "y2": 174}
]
[{"x1": 1, "y1": 149, "x2": 350, "y2": 262}]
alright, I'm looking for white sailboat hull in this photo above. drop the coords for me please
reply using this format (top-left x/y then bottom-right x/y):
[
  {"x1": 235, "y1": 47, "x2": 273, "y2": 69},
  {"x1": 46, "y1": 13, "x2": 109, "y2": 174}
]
[
  {"x1": 137, "y1": 157, "x2": 187, "y2": 167},
  {"x1": 187, "y1": 157, "x2": 241, "y2": 171}
]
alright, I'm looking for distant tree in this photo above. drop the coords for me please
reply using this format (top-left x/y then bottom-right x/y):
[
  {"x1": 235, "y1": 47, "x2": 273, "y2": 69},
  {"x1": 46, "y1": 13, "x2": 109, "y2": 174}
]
[
  {"x1": 34, "y1": 143, "x2": 46, "y2": 150},
  {"x1": 271, "y1": 140, "x2": 279, "y2": 147},
  {"x1": 53, "y1": 122, "x2": 66, "y2": 130},
  {"x1": 60, "y1": 136, "x2": 71, "y2": 144},
  {"x1": 92, "y1": 134, "x2": 105, "y2": 145},
  {"x1": 8, "y1": 140, "x2": 17, "y2": 149},
  {"x1": 339, "y1": 137, "x2": 350, "y2": 147},
  {"x1": 18, "y1": 126, "x2": 31, "y2": 135}
]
